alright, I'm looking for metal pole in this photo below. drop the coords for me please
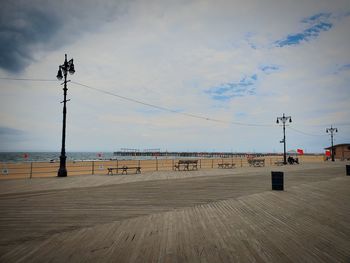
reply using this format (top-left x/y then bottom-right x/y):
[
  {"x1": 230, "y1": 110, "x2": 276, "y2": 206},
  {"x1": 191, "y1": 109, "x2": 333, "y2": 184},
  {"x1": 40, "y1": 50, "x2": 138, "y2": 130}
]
[
  {"x1": 283, "y1": 121, "x2": 286, "y2": 165},
  {"x1": 30, "y1": 162, "x2": 33, "y2": 179},
  {"x1": 326, "y1": 125, "x2": 338, "y2": 162},
  {"x1": 58, "y1": 54, "x2": 68, "y2": 177},
  {"x1": 331, "y1": 131, "x2": 334, "y2": 162},
  {"x1": 276, "y1": 113, "x2": 292, "y2": 165}
]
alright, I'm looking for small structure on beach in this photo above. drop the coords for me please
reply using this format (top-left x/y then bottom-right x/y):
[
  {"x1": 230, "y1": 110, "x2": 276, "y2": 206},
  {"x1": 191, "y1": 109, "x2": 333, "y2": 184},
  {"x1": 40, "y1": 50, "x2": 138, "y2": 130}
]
[{"x1": 325, "y1": 143, "x2": 350, "y2": 161}]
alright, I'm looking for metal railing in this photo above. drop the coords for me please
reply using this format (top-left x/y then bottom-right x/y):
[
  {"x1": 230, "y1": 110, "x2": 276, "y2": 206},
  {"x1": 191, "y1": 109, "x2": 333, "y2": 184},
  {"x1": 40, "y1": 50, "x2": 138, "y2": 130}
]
[{"x1": 0, "y1": 155, "x2": 325, "y2": 180}]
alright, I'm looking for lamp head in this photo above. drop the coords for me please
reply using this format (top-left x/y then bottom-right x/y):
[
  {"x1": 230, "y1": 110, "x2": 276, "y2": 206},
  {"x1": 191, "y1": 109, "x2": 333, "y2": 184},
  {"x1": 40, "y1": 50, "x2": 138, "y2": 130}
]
[
  {"x1": 289, "y1": 117, "x2": 292, "y2": 123},
  {"x1": 56, "y1": 67, "x2": 63, "y2": 80},
  {"x1": 68, "y1": 63, "x2": 75, "y2": 75},
  {"x1": 276, "y1": 118, "x2": 279, "y2": 124}
]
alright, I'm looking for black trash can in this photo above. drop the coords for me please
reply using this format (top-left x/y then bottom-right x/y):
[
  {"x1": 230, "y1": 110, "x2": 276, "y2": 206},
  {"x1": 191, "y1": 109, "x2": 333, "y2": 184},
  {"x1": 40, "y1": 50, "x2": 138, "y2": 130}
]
[
  {"x1": 346, "y1": 165, "x2": 350, "y2": 176},
  {"x1": 271, "y1": 171, "x2": 284, "y2": 191}
]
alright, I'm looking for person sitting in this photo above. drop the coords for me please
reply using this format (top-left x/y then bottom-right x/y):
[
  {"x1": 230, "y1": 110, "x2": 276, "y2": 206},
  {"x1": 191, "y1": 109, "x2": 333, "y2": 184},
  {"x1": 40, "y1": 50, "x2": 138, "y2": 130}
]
[{"x1": 287, "y1": 156, "x2": 294, "y2": 165}]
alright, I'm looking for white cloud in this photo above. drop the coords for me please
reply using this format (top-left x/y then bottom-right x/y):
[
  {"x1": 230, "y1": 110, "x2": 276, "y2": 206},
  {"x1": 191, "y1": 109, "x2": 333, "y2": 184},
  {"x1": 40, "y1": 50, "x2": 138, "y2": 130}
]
[{"x1": 1, "y1": 0, "x2": 349, "y2": 152}]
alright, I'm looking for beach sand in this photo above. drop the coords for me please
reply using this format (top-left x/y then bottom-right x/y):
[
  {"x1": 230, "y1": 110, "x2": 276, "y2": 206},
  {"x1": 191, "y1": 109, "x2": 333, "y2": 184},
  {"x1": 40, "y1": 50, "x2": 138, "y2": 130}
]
[{"x1": 0, "y1": 155, "x2": 324, "y2": 179}]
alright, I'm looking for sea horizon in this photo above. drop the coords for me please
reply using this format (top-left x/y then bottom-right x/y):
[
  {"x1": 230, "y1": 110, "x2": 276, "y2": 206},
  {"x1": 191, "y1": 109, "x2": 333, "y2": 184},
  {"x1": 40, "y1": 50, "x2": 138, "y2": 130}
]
[{"x1": 0, "y1": 150, "x2": 323, "y2": 163}]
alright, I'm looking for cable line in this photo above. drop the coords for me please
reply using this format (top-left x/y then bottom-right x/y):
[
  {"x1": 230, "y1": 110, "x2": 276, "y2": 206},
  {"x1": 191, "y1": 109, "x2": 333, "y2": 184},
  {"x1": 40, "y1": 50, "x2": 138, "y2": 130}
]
[
  {"x1": 287, "y1": 126, "x2": 328, "y2": 137},
  {"x1": 71, "y1": 80, "x2": 273, "y2": 127},
  {"x1": 2, "y1": 76, "x2": 348, "y2": 134},
  {"x1": 0, "y1": 77, "x2": 58, "y2": 82},
  {"x1": 1, "y1": 76, "x2": 271, "y2": 126}
]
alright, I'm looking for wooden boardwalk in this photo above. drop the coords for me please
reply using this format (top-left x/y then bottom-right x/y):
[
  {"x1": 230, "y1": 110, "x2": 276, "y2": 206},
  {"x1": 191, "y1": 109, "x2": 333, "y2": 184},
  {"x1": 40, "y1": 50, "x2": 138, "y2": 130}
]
[{"x1": 0, "y1": 163, "x2": 349, "y2": 262}]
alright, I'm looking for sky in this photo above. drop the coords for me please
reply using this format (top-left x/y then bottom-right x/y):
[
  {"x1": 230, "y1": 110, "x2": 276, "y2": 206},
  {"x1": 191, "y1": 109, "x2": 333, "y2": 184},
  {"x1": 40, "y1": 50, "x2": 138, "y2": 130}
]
[{"x1": 0, "y1": 0, "x2": 349, "y2": 153}]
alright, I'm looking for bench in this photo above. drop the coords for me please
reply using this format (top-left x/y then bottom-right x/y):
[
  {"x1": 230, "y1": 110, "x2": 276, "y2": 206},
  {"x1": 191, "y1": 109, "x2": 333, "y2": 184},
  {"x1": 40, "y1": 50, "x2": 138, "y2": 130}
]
[
  {"x1": 107, "y1": 166, "x2": 141, "y2": 175},
  {"x1": 174, "y1": 160, "x2": 198, "y2": 171},
  {"x1": 274, "y1": 160, "x2": 284, "y2": 166},
  {"x1": 218, "y1": 163, "x2": 236, "y2": 169},
  {"x1": 248, "y1": 158, "x2": 265, "y2": 167}
]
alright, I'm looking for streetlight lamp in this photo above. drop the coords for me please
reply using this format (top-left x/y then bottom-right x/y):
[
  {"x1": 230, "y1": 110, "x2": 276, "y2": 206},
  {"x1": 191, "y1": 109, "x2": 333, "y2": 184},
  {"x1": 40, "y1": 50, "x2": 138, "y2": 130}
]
[
  {"x1": 276, "y1": 113, "x2": 292, "y2": 165},
  {"x1": 326, "y1": 125, "x2": 338, "y2": 162},
  {"x1": 56, "y1": 54, "x2": 75, "y2": 177}
]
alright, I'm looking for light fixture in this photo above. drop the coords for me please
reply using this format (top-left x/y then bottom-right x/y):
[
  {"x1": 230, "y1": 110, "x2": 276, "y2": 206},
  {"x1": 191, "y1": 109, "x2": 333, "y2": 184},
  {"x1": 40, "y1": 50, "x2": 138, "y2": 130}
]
[
  {"x1": 69, "y1": 60, "x2": 75, "y2": 75},
  {"x1": 56, "y1": 67, "x2": 63, "y2": 80}
]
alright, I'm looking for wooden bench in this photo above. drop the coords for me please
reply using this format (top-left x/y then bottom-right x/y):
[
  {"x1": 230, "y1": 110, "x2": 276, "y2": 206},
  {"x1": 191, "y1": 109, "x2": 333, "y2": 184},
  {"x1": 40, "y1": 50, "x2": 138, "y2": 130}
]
[
  {"x1": 274, "y1": 160, "x2": 285, "y2": 166},
  {"x1": 218, "y1": 163, "x2": 236, "y2": 169},
  {"x1": 174, "y1": 160, "x2": 198, "y2": 171},
  {"x1": 248, "y1": 158, "x2": 265, "y2": 167},
  {"x1": 107, "y1": 166, "x2": 141, "y2": 175}
]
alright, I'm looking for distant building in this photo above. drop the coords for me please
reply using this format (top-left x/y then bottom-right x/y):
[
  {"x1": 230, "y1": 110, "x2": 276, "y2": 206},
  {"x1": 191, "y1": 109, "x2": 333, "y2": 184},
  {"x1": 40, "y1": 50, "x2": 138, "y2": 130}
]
[{"x1": 325, "y1": 143, "x2": 350, "y2": 161}]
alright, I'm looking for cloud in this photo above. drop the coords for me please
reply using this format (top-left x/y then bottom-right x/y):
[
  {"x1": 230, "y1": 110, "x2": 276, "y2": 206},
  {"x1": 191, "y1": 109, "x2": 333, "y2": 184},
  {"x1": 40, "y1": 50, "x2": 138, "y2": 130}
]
[
  {"x1": 0, "y1": 4, "x2": 60, "y2": 72},
  {"x1": 275, "y1": 13, "x2": 333, "y2": 47},
  {"x1": 206, "y1": 74, "x2": 258, "y2": 101},
  {"x1": 0, "y1": 126, "x2": 23, "y2": 136},
  {"x1": 1, "y1": 1, "x2": 349, "y2": 152},
  {"x1": 0, "y1": 0, "x2": 128, "y2": 73}
]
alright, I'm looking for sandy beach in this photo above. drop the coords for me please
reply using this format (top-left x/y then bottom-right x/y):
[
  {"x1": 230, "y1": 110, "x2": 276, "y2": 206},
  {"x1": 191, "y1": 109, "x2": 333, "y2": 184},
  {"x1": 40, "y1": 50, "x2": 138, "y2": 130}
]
[{"x1": 1, "y1": 155, "x2": 324, "y2": 179}]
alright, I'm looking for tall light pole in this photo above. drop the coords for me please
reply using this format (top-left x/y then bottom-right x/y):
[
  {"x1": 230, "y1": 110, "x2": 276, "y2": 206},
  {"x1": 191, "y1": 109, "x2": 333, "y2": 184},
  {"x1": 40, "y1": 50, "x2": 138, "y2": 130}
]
[
  {"x1": 326, "y1": 125, "x2": 338, "y2": 162},
  {"x1": 56, "y1": 54, "x2": 75, "y2": 177},
  {"x1": 276, "y1": 113, "x2": 292, "y2": 165}
]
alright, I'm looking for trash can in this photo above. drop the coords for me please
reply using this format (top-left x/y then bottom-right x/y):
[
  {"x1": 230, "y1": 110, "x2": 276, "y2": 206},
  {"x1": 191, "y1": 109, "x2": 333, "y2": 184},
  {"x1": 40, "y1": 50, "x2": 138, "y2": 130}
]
[
  {"x1": 271, "y1": 171, "x2": 284, "y2": 191},
  {"x1": 346, "y1": 165, "x2": 350, "y2": 176}
]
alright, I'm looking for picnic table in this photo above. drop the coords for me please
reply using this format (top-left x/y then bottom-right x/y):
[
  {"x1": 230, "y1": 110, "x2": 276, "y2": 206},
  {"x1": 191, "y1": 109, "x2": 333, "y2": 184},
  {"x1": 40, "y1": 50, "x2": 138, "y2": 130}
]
[
  {"x1": 107, "y1": 166, "x2": 141, "y2": 175},
  {"x1": 248, "y1": 158, "x2": 265, "y2": 167},
  {"x1": 174, "y1": 160, "x2": 198, "y2": 171},
  {"x1": 217, "y1": 163, "x2": 236, "y2": 169}
]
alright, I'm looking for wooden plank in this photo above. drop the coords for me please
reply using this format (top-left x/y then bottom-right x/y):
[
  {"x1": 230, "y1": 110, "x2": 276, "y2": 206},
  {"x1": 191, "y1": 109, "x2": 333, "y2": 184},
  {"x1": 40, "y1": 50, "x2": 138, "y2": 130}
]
[{"x1": 0, "y1": 163, "x2": 349, "y2": 262}]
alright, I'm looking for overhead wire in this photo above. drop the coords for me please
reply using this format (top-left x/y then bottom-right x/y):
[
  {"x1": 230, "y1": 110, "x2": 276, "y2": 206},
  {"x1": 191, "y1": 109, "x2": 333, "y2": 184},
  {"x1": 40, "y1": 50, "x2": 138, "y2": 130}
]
[
  {"x1": 2, "y1": 76, "x2": 271, "y2": 126},
  {"x1": 71, "y1": 80, "x2": 273, "y2": 127},
  {"x1": 287, "y1": 126, "x2": 328, "y2": 137},
  {"x1": 0, "y1": 77, "x2": 58, "y2": 82},
  {"x1": 1, "y1": 76, "x2": 348, "y2": 134},
  {"x1": 1, "y1": 76, "x2": 270, "y2": 126}
]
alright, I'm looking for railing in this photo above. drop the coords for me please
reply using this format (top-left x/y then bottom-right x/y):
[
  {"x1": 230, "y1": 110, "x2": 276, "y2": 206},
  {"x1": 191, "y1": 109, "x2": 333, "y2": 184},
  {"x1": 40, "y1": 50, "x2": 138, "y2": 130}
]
[{"x1": 0, "y1": 155, "x2": 325, "y2": 180}]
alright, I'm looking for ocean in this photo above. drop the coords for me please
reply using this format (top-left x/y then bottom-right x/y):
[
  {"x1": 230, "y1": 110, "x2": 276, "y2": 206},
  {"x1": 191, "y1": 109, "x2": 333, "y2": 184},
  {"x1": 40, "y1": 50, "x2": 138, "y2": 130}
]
[{"x1": 0, "y1": 152, "x2": 132, "y2": 163}]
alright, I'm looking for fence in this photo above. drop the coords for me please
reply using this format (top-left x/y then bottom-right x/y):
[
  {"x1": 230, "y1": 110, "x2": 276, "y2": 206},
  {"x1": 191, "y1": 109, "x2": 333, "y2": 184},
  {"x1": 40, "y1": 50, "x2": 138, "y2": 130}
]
[{"x1": 0, "y1": 155, "x2": 325, "y2": 180}]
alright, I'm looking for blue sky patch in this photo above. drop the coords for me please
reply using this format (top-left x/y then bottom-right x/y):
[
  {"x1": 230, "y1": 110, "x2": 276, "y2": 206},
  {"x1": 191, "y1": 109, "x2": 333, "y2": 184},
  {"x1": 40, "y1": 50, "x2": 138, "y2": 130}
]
[
  {"x1": 260, "y1": 65, "x2": 280, "y2": 74},
  {"x1": 334, "y1": 63, "x2": 350, "y2": 74},
  {"x1": 339, "y1": 64, "x2": 350, "y2": 71},
  {"x1": 301, "y1": 13, "x2": 331, "y2": 24},
  {"x1": 275, "y1": 13, "x2": 333, "y2": 47},
  {"x1": 206, "y1": 74, "x2": 258, "y2": 101}
]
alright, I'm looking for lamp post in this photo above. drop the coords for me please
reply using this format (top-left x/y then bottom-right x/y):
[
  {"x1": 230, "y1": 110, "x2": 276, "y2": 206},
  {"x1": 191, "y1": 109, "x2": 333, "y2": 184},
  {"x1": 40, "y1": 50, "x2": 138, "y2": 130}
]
[
  {"x1": 56, "y1": 54, "x2": 75, "y2": 177},
  {"x1": 326, "y1": 125, "x2": 338, "y2": 162},
  {"x1": 276, "y1": 113, "x2": 292, "y2": 165}
]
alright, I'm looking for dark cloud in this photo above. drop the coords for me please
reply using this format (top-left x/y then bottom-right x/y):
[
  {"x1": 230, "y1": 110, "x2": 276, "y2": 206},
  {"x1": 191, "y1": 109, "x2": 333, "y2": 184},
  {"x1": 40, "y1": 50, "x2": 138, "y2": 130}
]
[
  {"x1": 0, "y1": 2, "x2": 60, "y2": 72},
  {"x1": 0, "y1": 0, "x2": 128, "y2": 73}
]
